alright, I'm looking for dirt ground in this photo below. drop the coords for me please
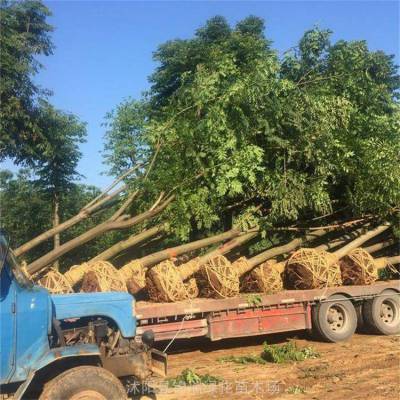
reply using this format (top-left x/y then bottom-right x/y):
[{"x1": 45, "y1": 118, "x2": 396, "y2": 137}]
[{"x1": 130, "y1": 332, "x2": 400, "y2": 400}]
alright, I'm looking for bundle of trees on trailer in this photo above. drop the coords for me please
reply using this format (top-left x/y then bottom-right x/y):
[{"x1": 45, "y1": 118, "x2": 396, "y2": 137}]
[{"x1": 31, "y1": 217, "x2": 398, "y2": 302}]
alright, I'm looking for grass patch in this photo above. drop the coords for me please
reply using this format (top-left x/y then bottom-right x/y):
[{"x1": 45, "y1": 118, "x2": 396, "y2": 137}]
[
  {"x1": 166, "y1": 368, "x2": 222, "y2": 388},
  {"x1": 299, "y1": 363, "x2": 328, "y2": 379},
  {"x1": 218, "y1": 354, "x2": 268, "y2": 365},
  {"x1": 218, "y1": 341, "x2": 320, "y2": 366},
  {"x1": 246, "y1": 294, "x2": 263, "y2": 306},
  {"x1": 262, "y1": 341, "x2": 320, "y2": 363},
  {"x1": 287, "y1": 385, "x2": 306, "y2": 394}
]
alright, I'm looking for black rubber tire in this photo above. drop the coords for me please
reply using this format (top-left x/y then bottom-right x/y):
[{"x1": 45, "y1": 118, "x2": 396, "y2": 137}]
[
  {"x1": 39, "y1": 366, "x2": 127, "y2": 400},
  {"x1": 362, "y1": 289, "x2": 400, "y2": 335},
  {"x1": 312, "y1": 294, "x2": 357, "y2": 343},
  {"x1": 354, "y1": 301, "x2": 366, "y2": 332}
]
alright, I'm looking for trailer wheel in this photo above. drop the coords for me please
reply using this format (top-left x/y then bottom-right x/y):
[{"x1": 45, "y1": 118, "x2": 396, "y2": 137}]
[
  {"x1": 362, "y1": 289, "x2": 400, "y2": 335},
  {"x1": 39, "y1": 366, "x2": 127, "y2": 400},
  {"x1": 312, "y1": 294, "x2": 357, "y2": 342}
]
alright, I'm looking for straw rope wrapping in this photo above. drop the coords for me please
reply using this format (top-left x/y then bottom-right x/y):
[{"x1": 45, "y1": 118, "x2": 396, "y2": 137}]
[
  {"x1": 64, "y1": 263, "x2": 89, "y2": 286},
  {"x1": 146, "y1": 260, "x2": 199, "y2": 302},
  {"x1": 340, "y1": 248, "x2": 378, "y2": 286},
  {"x1": 121, "y1": 260, "x2": 146, "y2": 294},
  {"x1": 203, "y1": 255, "x2": 239, "y2": 298},
  {"x1": 82, "y1": 260, "x2": 127, "y2": 292},
  {"x1": 284, "y1": 248, "x2": 342, "y2": 290},
  {"x1": 39, "y1": 268, "x2": 74, "y2": 294},
  {"x1": 251, "y1": 261, "x2": 284, "y2": 294},
  {"x1": 38, "y1": 262, "x2": 89, "y2": 294}
]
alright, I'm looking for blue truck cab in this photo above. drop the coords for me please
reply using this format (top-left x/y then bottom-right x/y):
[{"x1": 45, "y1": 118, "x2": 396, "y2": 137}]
[{"x1": 0, "y1": 233, "x2": 166, "y2": 399}]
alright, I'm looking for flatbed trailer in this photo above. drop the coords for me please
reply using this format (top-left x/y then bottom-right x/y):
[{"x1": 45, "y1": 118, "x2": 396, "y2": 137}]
[{"x1": 136, "y1": 280, "x2": 400, "y2": 343}]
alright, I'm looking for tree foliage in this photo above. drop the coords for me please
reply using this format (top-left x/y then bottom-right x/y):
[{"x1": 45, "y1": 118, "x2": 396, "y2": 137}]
[
  {"x1": 104, "y1": 16, "x2": 400, "y2": 240},
  {"x1": 35, "y1": 102, "x2": 86, "y2": 199},
  {"x1": 0, "y1": 0, "x2": 54, "y2": 164}
]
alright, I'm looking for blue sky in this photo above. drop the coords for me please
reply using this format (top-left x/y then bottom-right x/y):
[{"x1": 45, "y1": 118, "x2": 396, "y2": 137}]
[{"x1": 2, "y1": 0, "x2": 399, "y2": 187}]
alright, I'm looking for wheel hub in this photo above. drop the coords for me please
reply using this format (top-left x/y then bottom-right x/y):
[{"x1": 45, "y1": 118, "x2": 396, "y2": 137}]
[
  {"x1": 327, "y1": 305, "x2": 345, "y2": 331},
  {"x1": 380, "y1": 300, "x2": 396, "y2": 325}
]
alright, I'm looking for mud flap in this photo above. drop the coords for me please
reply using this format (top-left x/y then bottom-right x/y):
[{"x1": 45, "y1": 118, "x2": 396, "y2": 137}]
[{"x1": 149, "y1": 348, "x2": 167, "y2": 377}]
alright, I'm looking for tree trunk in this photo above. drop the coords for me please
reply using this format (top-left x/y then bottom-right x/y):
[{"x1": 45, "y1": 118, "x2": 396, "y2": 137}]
[
  {"x1": 240, "y1": 228, "x2": 332, "y2": 274},
  {"x1": 137, "y1": 228, "x2": 245, "y2": 269},
  {"x1": 90, "y1": 224, "x2": 165, "y2": 262},
  {"x1": 374, "y1": 255, "x2": 400, "y2": 269},
  {"x1": 26, "y1": 195, "x2": 174, "y2": 275},
  {"x1": 363, "y1": 239, "x2": 395, "y2": 254},
  {"x1": 14, "y1": 165, "x2": 141, "y2": 257},
  {"x1": 53, "y1": 192, "x2": 60, "y2": 270},
  {"x1": 180, "y1": 230, "x2": 259, "y2": 280}
]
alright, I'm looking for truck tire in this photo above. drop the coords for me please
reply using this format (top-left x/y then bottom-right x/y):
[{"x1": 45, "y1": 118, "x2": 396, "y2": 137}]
[
  {"x1": 39, "y1": 366, "x2": 127, "y2": 400},
  {"x1": 362, "y1": 289, "x2": 400, "y2": 335},
  {"x1": 312, "y1": 294, "x2": 357, "y2": 342}
]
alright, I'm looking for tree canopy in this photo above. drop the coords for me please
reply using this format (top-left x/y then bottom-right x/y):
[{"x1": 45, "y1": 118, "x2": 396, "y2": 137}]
[
  {"x1": 0, "y1": 0, "x2": 54, "y2": 164},
  {"x1": 104, "y1": 16, "x2": 400, "y2": 239}
]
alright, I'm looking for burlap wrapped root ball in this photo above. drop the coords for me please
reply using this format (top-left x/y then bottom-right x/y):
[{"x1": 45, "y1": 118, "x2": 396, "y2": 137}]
[
  {"x1": 200, "y1": 255, "x2": 239, "y2": 298},
  {"x1": 247, "y1": 260, "x2": 284, "y2": 294},
  {"x1": 39, "y1": 268, "x2": 74, "y2": 294},
  {"x1": 340, "y1": 248, "x2": 379, "y2": 285},
  {"x1": 81, "y1": 260, "x2": 127, "y2": 292},
  {"x1": 120, "y1": 260, "x2": 146, "y2": 294},
  {"x1": 146, "y1": 260, "x2": 198, "y2": 302},
  {"x1": 284, "y1": 248, "x2": 342, "y2": 290}
]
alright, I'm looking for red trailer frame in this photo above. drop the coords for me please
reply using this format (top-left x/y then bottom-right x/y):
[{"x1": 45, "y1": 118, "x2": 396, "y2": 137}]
[{"x1": 136, "y1": 280, "x2": 400, "y2": 341}]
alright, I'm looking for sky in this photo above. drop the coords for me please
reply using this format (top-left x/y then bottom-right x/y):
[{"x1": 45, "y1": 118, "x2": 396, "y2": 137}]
[{"x1": 2, "y1": 0, "x2": 399, "y2": 187}]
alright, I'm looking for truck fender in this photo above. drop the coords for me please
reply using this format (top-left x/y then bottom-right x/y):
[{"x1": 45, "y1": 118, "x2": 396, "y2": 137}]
[{"x1": 13, "y1": 344, "x2": 100, "y2": 400}]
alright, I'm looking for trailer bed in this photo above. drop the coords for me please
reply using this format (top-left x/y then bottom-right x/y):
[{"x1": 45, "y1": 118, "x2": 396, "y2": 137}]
[{"x1": 136, "y1": 280, "x2": 400, "y2": 341}]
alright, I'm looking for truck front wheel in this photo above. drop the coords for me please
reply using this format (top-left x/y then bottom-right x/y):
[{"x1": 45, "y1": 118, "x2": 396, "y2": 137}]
[{"x1": 39, "y1": 366, "x2": 127, "y2": 400}]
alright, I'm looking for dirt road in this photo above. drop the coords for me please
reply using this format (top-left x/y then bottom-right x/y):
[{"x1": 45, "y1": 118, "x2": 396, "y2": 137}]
[{"x1": 131, "y1": 332, "x2": 400, "y2": 400}]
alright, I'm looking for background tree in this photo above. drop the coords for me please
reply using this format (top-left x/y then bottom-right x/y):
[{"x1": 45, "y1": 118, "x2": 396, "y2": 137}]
[
  {"x1": 0, "y1": 169, "x2": 124, "y2": 269},
  {"x1": 34, "y1": 103, "x2": 87, "y2": 267},
  {"x1": 0, "y1": 0, "x2": 54, "y2": 164}
]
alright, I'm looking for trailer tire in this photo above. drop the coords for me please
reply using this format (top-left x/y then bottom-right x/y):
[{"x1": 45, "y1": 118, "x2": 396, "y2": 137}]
[
  {"x1": 312, "y1": 294, "x2": 357, "y2": 342},
  {"x1": 39, "y1": 366, "x2": 127, "y2": 400},
  {"x1": 362, "y1": 289, "x2": 400, "y2": 335}
]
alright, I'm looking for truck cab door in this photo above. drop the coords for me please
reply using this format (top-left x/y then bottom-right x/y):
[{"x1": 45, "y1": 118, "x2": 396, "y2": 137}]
[{"x1": 0, "y1": 263, "x2": 17, "y2": 383}]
